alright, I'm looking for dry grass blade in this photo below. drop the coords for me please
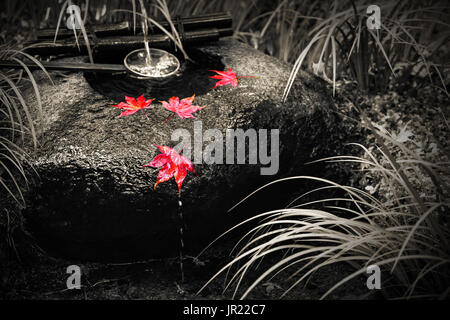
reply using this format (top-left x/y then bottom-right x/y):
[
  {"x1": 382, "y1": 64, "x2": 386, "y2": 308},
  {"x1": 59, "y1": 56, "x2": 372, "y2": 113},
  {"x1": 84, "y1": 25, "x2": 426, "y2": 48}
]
[{"x1": 0, "y1": 72, "x2": 37, "y2": 149}]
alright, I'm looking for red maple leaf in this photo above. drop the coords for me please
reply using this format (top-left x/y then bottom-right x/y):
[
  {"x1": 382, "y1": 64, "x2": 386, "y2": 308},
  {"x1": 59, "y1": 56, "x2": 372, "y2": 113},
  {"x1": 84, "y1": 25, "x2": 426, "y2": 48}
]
[
  {"x1": 112, "y1": 94, "x2": 154, "y2": 118},
  {"x1": 143, "y1": 145, "x2": 196, "y2": 193},
  {"x1": 161, "y1": 94, "x2": 205, "y2": 121},
  {"x1": 209, "y1": 67, "x2": 256, "y2": 89}
]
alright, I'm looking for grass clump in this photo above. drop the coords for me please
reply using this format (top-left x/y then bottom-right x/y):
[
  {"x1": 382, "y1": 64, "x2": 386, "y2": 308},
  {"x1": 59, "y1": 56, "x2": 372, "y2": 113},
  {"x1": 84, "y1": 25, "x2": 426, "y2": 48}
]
[
  {"x1": 281, "y1": 0, "x2": 450, "y2": 99},
  {"x1": 198, "y1": 102, "x2": 450, "y2": 299},
  {"x1": 0, "y1": 45, "x2": 52, "y2": 208}
]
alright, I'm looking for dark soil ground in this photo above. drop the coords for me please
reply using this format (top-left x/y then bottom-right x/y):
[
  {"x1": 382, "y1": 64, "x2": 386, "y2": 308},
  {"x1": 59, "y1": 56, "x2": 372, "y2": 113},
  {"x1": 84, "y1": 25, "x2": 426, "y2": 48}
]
[{"x1": 1, "y1": 239, "x2": 371, "y2": 300}]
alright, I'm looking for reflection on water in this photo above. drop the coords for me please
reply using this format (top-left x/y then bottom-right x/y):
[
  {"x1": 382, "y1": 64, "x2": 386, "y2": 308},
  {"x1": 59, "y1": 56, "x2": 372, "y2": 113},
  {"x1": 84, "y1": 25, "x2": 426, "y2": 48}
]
[{"x1": 125, "y1": 48, "x2": 180, "y2": 78}]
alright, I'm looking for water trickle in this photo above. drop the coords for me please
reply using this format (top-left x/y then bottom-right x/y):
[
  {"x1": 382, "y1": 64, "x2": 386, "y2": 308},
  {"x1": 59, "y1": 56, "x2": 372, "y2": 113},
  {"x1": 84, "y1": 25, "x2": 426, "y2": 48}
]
[
  {"x1": 138, "y1": 0, "x2": 152, "y2": 65},
  {"x1": 178, "y1": 194, "x2": 185, "y2": 283}
]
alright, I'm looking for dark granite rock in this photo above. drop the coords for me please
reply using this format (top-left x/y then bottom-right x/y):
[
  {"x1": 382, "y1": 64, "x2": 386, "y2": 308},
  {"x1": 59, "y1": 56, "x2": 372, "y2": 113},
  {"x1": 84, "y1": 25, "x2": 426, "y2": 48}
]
[{"x1": 22, "y1": 39, "x2": 344, "y2": 261}]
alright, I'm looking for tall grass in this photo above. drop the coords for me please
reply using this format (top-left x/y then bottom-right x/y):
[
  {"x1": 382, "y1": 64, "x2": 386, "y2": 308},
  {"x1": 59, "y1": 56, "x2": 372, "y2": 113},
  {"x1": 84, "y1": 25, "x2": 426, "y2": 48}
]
[
  {"x1": 281, "y1": 0, "x2": 450, "y2": 99},
  {"x1": 166, "y1": 0, "x2": 449, "y2": 96},
  {"x1": 0, "y1": 46, "x2": 51, "y2": 207},
  {"x1": 198, "y1": 103, "x2": 450, "y2": 299}
]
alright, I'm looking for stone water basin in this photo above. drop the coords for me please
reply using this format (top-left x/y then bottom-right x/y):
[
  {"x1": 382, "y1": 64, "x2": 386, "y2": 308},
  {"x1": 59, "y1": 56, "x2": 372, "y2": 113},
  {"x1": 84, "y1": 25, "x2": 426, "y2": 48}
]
[{"x1": 23, "y1": 39, "x2": 344, "y2": 261}]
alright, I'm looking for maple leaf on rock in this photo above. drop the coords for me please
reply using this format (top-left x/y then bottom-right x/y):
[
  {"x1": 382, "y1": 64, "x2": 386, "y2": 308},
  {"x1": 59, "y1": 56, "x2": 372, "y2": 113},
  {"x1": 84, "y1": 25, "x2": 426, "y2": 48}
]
[
  {"x1": 143, "y1": 145, "x2": 196, "y2": 193},
  {"x1": 112, "y1": 94, "x2": 154, "y2": 118},
  {"x1": 161, "y1": 94, "x2": 205, "y2": 120},
  {"x1": 209, "y1": 67, "x2": 256, "y2": 89}
]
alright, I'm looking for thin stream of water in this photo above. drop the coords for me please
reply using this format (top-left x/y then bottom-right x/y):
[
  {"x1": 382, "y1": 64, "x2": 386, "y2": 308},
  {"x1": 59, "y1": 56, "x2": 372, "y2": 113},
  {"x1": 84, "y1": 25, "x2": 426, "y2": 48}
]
[
  {"x1": 138, "y1": 0, "x2": 152, "y2": 65},
  {"x1": 178, "y1": 195, "x2": 185, "y2": 283}
]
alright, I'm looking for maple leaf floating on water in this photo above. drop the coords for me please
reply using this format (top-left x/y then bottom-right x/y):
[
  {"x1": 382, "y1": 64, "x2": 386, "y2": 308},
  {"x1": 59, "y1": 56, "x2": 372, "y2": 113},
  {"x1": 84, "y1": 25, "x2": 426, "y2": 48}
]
[
  {"x1": 112, "y1": 95, "x2": 154, "y2": 118},
  {"x1": 209, "y1": 67, "x2": 256, "y2": 89},
  {"x1": 161, "y1": 94, "x2": 206, "y2": 120},
  {"x1": 143, "y1": 145, "x2": 196, "y2": 194}
]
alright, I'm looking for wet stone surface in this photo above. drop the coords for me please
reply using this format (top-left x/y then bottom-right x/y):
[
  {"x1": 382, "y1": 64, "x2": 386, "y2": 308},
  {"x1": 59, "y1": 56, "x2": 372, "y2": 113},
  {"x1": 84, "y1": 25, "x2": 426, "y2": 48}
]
[{"x1": 22, "y1": 39, "x2": 347, "y2": 261}]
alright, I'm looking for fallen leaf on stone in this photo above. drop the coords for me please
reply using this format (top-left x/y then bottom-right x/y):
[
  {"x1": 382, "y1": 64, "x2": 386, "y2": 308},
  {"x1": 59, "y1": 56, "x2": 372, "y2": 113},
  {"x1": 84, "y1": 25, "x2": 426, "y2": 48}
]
[
  {"x1": 111, "y1": 94, "x2": 154, "y2": 118},
  {"x1": 143, "y1": 145, "x2": 196, "y2": 193},
  {"x1": 160, "y1": 94, "x2": 205, "y2": 120},
  {"x1": 209, "y1": 67, "x2": 256, "y2": 89}
]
